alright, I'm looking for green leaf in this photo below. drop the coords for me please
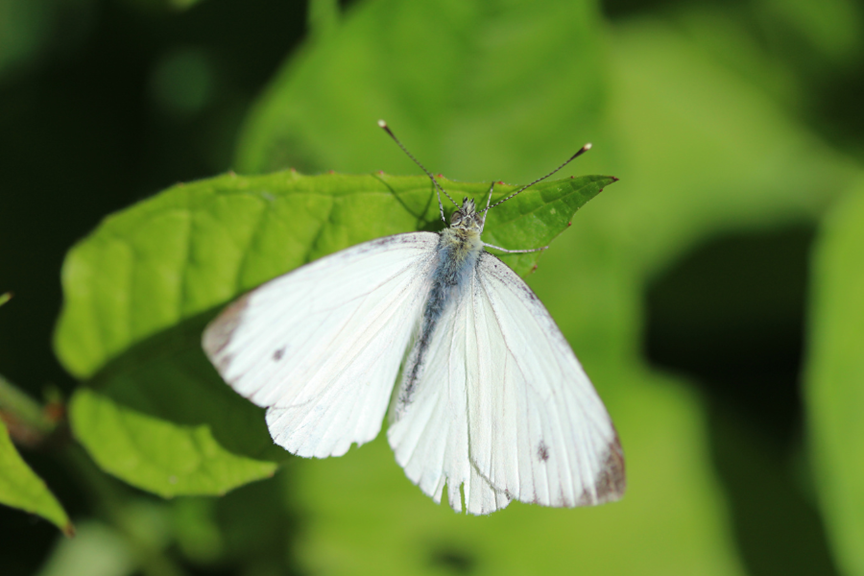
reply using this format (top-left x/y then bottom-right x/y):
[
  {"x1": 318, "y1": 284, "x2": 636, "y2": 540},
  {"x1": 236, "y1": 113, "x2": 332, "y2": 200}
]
[
  {"x1": 805, "y1": 178, "x2": 864, "y2": 576},
  {"x1": 0, "y1": 417, "x2": 73, "y2": 535},
  {"x1": 69, "y1": 389, "x2": 278, "y2": 498},
  {"x1": 236, "y1": 0, "x2": 606, "y2": 183},
  {"x1": 55, "y1": 170, "x2": 612, "y2": 497},
  {"x1": 0, "y1": 293, "x2": 10, "y2": 307},
  {"x1": 604, "y1": 18, "x2": 858, "y2": 275}
]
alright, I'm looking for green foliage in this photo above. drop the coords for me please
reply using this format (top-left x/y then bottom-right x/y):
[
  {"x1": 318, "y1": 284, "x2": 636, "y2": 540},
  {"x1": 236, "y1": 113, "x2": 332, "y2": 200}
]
[
  {"x1": 2, "y1": 0, "x2": 863, "y2": 573},
  {"x1": 55, "y1": 170, "x2": 610, "y2": 498},
  {"x1": 236, "y1": 0, "x2": 605, "y2": 181},
  {"x1": 806, "y1": 178, "x2": 864, "y2": 576},
  {"x1": 0, "y1": 295, "x2": 71, "y2": 535},
  {"x1": 0, "y1": 417, "x2": 72, "y2": 536}
]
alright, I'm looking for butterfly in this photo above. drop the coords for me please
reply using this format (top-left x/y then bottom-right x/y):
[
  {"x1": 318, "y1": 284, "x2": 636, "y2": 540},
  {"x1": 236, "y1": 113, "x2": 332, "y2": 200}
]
[{"x1": 202, "y1": 121, "x2": 625, "y2": 515}]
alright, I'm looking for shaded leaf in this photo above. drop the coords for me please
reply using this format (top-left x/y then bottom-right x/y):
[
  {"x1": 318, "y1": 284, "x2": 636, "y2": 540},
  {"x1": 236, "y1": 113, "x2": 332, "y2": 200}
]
[{"x1": 288, "y1": 371, "x2": 746, "y2": 576}]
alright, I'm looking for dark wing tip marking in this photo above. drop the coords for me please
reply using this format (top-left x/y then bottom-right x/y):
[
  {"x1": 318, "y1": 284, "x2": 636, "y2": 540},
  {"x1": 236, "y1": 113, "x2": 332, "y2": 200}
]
[
  {"x1": 537, "y1": 440, "x2": 550, "y2": 462},
  {"x1": 594, "y1": 435, "x2": 626, "y2": 503},
  {"x1": 202, "y1": 293, "x2": 252, "y2": 374}
]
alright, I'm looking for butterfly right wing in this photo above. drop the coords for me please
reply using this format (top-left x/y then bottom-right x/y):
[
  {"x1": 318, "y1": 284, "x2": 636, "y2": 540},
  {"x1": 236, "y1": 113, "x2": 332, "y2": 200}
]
[
  {"x1": 202, "y1": 232, "x2": 439, "y2": 459},
  {"x1": 387, "y1": 273, "x2": 512, "y2": 515}
]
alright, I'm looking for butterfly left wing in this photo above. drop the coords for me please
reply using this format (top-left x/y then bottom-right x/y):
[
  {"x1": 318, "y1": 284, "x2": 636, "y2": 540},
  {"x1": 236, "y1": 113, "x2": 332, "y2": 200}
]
[
  {"x1": 387, "y1": 250, "x2": 624, "y2": 515},
  {"x1": 203, "y1": 232, "x2": 439, "y2": 459},
  {"x1": 467, "y1": 252, "x2": 625, "y2": 508}
]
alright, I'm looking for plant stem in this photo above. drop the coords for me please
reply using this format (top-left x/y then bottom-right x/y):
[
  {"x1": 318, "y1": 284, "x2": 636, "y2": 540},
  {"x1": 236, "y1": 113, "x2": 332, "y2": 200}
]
[{"x1": 0, "y1": 374, "x2": 56, "y2": 445}]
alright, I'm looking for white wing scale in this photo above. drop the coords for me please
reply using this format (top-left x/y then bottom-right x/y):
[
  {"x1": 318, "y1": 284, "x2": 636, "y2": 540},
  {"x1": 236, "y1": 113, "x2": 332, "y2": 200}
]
[{"x1": 203, "y1": 232, "x2": 439, "y2": 459}]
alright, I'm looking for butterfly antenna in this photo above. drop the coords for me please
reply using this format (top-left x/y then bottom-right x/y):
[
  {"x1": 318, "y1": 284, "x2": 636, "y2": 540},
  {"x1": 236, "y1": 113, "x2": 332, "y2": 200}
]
[
  {"x1": 378, "y1": 120, "x2": 458, "y2": 222},
  {"x1": 479, "y1": 182, "x2": 495, "y2": 233},
  {"x1": 480, "y1": 143, "x2": 593, "y2": 213}
]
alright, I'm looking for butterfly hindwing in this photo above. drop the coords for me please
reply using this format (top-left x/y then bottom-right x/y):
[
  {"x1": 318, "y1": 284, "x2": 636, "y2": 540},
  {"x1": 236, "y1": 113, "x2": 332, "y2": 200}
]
[
  {"x1": 203, "y1": 232, "x2": 439, "y2": 459},
  {"x1": 387, "y1": 273, "x2": 511, "y2": 514}
]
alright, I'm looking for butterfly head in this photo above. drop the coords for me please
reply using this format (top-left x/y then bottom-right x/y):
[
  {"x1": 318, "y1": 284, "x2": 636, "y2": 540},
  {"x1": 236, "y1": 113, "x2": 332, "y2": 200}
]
[{"x1": 449, "y1": 197, "x2": 484, "y2": 233}]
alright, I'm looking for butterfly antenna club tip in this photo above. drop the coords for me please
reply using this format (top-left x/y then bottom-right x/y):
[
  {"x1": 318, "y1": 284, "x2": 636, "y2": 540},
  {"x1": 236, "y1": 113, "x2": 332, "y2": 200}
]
[
  {"x1": 376, "y1": 119, "x2": 458, "y2": 214},
  {"x1": 570, "y1": 143, "x2": 591, "y2": 161},
  {"x1": 481, "y1": 143, "x2": 594, "y2": 213}
]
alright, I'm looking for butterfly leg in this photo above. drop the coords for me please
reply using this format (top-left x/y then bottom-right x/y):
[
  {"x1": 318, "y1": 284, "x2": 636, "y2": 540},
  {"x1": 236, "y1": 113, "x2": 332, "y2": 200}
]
[{"x1": 482, "y1": 243, "x2": 548, "y2": 254}]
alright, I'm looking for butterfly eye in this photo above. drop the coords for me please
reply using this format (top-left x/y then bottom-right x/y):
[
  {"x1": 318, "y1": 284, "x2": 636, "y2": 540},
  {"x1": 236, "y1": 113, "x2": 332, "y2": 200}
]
[{"x1": 451, "y1": 211, "x2": 463, "y2": 226}]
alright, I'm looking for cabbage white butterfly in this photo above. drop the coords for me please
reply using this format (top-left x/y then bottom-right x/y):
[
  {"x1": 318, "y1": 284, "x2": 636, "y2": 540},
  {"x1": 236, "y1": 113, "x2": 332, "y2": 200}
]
[{"x1": 202, "y1": 121, "x2": 625, "y2": 514}]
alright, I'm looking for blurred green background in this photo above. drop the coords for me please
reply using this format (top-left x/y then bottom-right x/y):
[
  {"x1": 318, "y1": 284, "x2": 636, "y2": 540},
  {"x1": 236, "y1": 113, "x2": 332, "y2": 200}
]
[{"x1": 2, "y1": 0, "x2": 864, "y2": 574}]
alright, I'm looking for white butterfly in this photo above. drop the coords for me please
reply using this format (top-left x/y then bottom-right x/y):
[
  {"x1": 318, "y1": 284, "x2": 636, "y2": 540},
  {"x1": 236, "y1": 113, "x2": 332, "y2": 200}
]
[{"x1": 202, "y1": 121, "x2": 625, "y2": 515}]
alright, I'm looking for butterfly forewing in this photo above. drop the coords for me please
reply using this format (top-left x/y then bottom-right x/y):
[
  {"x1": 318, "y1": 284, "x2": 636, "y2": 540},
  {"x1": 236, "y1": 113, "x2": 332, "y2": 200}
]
[{"x1": 203, "y1": 232, "x2": 439, "y2": 458}]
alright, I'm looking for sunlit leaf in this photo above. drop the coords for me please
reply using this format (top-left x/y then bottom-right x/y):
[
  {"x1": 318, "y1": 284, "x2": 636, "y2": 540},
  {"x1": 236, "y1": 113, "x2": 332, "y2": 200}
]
[
  {"x1": 236, "y1": 0, "x2": 606, "y2": 184},
  {"x1": 0, "y1": 417, "x2": 72, "y2": 535},
  {"x1": 806, "y1": 179, "x2": 864, "y2": 576}
]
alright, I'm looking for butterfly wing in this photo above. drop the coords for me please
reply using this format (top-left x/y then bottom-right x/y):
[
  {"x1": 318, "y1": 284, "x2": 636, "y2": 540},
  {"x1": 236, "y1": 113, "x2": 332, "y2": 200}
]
[
  {"x1": 202, "y1": 232, "x2": 439, "y2": 459},
  {"x1": 387, "y1": 276, "x2": 511, "y2": 514},
  {"x1": 468, "y1": 252, "x2": 625, "y2": 508}
]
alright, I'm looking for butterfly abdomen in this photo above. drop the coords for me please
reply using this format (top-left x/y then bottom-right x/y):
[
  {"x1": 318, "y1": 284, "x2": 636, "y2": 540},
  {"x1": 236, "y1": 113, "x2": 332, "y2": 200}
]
[{"x1": 394, "y1": 228, "x2": 484, "y2": 415}]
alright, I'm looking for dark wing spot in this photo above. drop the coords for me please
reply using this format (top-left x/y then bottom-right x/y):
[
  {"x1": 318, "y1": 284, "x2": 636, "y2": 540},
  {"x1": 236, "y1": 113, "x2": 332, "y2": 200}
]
[
  {"x1": 537, "y1": 440, "x2": 550, "y2": 462},
  {"x1": 594, "y1": 435, "x2": 627, "y2": 503},
  {"x1": 273, "y1": 347, "x2": 286, "y2": 361}
]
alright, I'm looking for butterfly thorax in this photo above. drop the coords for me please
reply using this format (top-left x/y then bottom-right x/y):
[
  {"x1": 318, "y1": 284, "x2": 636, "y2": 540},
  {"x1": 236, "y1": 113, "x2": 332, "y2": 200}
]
[{"x1": 394, "y1": 198, "x2": 485, "y2": 416}]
